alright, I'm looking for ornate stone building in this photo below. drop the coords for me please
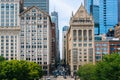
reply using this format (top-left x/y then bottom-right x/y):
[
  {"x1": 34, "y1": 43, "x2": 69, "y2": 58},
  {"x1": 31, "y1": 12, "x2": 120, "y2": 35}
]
[
  {"x1": 19, "y1": 6, "x2": 52, "y2": 74},
  {"x1": 66, "y1": 4, "x2": 95, "y2": 76},
  {"x1": 0, "y1": 0, "x2": 21, "y2": 60}
]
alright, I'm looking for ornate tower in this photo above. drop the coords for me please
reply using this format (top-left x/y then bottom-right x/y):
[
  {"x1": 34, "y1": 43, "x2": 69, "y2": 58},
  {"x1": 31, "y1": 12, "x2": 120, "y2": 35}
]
[{"x1": 66, "y1": 4, "x2": 95, "y2": 76}]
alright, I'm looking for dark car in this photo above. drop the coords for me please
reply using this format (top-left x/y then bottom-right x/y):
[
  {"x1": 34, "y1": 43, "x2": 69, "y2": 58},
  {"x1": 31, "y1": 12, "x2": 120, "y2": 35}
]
[{"x1": 63, "y1": 75, "x2": 67, "y2": 79}]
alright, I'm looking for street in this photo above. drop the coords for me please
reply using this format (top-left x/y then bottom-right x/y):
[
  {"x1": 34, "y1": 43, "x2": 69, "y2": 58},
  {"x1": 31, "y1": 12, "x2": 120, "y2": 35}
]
[{"x1": 41, "y1": 76, "x2": 80, "y2": 80}]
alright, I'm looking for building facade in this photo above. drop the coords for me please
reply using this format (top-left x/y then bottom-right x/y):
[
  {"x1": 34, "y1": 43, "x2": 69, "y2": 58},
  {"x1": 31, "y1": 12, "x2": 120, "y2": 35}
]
[
  {"x1": 95, "y1": 34, "x2": 120, "y2": 61},
  {"x1": 51, "y1": 23, "x2": 56, "y2": 71},
  {"x1": 24, "y1": 0, "x2": 49, "y2": 13},
  {"x1": 95, "y1": 40, "x2": 120, "y2": 62},
  {"x1": 19, "y1": 6, "x2": 52, "y2": 74},
  {"x1": 0, "y1": 0, "x2": 21, "y2": 60},
  {"x1": 95, "y1": 40, "x2": 109, "y2": 62},
  {"x1": 66, "y1": 4, "x2": 95, "y2": 76},
  {"x1": 109, "y1": 40, "x2": 120, "y2": 54},
  {"x1": 51, "y1": 11, "x2": 60, "y2": 63},
  {"x1": 99, "y1": 0, "x2": 118, "y2": 34},
  {"x1": 62, "y1": 26, "x2": 69, "y2": 64},
  {"x1": 115, "y1": 23, "x2": 120, "y2": 39}
]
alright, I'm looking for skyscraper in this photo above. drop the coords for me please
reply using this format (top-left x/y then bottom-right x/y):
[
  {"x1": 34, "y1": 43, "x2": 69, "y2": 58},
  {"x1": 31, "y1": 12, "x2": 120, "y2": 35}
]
[
  {"x1": 24, "y1": 0, "x2": 49, "y2": 13},
  {"x1": 0, "y1": 0, "x2": 21, "y2": 60},
  {"x1": 51, "y1": 11, "x2": 60, "y2": 63},
  {"x1": 84, "y1": 0, "x2": 99, "y2": 34},
  {"x1": 99, "y1": 0, "x2": 118, "y2": 34},
  {"x1": 118, "y1": 0, "x2": 120, "y2": 22},
  {"x1": 66, "y1": 4, "x2": 95, "y2": 76}
]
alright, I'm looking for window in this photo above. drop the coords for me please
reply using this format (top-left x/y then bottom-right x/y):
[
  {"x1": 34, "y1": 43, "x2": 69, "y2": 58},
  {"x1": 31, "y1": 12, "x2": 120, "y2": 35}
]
[
  {"x1": 89, "y1": 44, "x2": 92, "y2": 47},
  {"x1": 96, "y1": 52, "x2": 101, "y2": 54},
  {"x1": 83, "y1": 30, "x2": 87, "y2": 40},
  {"x1": 79, "y1": 44, "x2": 82, "y2": 47},
  {"x1": 11, "y1": 54, "x2": 13, "y2": 56},
  {"x1": 102, "y1": 44, "x2": 108, "y2": 46},
  {"x1": 38, "y1": 25, "x2": 42, "y2": 28},
  {"x1": 1, "y1": 4, "x2": 4, "y2": 8},
  {"x1": 73, "y1": 38, "x2": 76, "y2": 42},
  {"x1": 10, "y1": 4, "x2": 14, "y2": 9},
  {"x1": 1, "y1": 40, "x2": 4, "y2": 42},
  {"x1": 73, "y1": 44, "x2": 76, "y2": 47},
  {"x1": 44, "y1": 25, "x2": 47, "y2": 28},
  {"x1": 21, "y1": 17, "x2": 24, "y2": 20},
  {"x1": 44, "y1": 62, "x2": 47, "y2": 64},
  {"x1": 44, "y1": 17, "x2": 47, "y2": 20},
  {"x1": 6, "y1": 54, "x2": 8, "y2": 56},
  {"x1": 84, "y1": 44, "x2": 87, "y2": 47},
  {"x1": 1, "y1": 36, "x2": 4, "y2": 38},
  {"x1": 96, "y1": 43, "x2": 100, "y2": 46},
  {"x1": 32, "y1": 9, "x2": 36, "y2": 12},
  {"x1": 96, "y1": 48, "x2": 100, "y2": 50},
  {"x1": 44, "y1": 38, "x2": 47, "y2": 40},
  {"x1": 6, "y1": 36, "x2": 9, "y2": 38},
  {"x1": 6, "y1": 4, "x2": 9, "y2": 10},
  {"x1": 32, "y1": 17, "x2": 36, "y2": 20},
  {"x1": 1, "y1": 54, "x2": 4, "y2": 56},
  {"x1": 84, "y1": 59, "x2": 87, "y2": 61},
  {"x1": 73, "y1": 30, "x2": 76, "y2": 36},
  {"x1": 44, "y1": 45, "x2": 47, "y2": 48}
]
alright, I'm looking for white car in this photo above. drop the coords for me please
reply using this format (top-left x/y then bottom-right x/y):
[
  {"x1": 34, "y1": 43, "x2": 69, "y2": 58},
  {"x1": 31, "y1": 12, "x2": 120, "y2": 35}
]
[{"x1": 46, "y1": 77, "x2": 50, "y2": 80}]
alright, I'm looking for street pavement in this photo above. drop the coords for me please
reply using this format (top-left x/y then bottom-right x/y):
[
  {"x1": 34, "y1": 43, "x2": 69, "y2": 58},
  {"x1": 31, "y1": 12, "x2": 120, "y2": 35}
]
[{"x1": 41, "y1": 76, "x2": 80, "y2": 80}]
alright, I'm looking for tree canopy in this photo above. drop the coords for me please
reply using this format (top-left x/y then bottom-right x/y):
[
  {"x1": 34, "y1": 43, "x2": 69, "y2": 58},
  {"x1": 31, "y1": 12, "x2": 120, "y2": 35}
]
[
  {"x1": 0, "y1": 60, "x2": 43, "y2": 80},
  {"x1": 0, "y1": 56, "x2": 5, "y2": 62},
  {"x1": 77, "y1": 53, "x2": 120, "y2": 80}
]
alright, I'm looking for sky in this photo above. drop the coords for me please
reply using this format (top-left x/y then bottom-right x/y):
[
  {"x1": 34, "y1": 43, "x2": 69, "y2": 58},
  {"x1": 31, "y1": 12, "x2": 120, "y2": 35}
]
[{"x1": 50, "y1": 0, "x2": 84, "y2": 59}]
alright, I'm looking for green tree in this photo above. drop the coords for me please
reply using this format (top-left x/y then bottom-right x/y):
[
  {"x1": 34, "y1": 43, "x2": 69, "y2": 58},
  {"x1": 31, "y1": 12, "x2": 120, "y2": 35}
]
[
  {"x1": 28, "y1": 62, "x2": 43, "y2": 80},
  {"x1": 77, "y1": 53, "x2": 120, "y2": 80},
  {"x1": 77, "y1": 64, "x2": 96, "y2": 80},
  {"x1": 0, "y1": 56, "x2": 5, "y2": 62},
  {"x1": 0, "y1": 60, "x2": 43, "y2": 80},
  {"x1": 96, "y1": 53, "x2": 120, "y2": 80}
]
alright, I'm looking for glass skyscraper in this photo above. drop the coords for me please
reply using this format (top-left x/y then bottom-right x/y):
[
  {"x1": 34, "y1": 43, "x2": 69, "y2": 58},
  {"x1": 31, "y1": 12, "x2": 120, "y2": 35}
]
[
  {"x1": 99, "y1": 0, "x2": 118, "y2": 34},
  {"x1": 118, "y1": 0, "x2": 120, "y2": 22},
  {"x1": 84, "y1": 0, "x2": 99, "y2": 34},
  {"x1": 24, "y1": 0, "x2": 49, "y2": 13},
  {"x1": 51, "y1": 11, "x2": 60, "y2": 62}
]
